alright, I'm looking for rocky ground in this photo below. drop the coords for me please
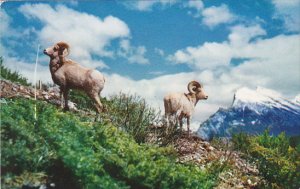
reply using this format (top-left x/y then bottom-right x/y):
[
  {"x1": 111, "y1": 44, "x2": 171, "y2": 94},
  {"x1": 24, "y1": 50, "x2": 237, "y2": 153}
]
[
  {"x1": 1, "y1": 79, "x2": 263, "y2": 188},
  {"x1": 174, "y1": 133, "x2": 262, "y2": 188},
  {"x1": 0, "y1": 79, "x2": 77, "y2": 110}
]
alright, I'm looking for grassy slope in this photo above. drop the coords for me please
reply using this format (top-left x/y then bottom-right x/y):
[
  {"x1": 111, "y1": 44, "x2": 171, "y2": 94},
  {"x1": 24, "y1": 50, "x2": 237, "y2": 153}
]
[
  {"x1": 1, "y1": 61, "x2": 299, "y2": 189},
  {"x1": 1, "y1": 98, "x2": 216, "y2": 189}
]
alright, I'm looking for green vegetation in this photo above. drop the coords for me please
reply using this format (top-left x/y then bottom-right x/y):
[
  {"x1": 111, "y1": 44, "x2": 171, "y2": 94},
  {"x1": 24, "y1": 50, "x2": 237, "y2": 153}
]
[
  {"x1": 0, "y1": 57, "x2": 30, "y2": 86},
  {"x1": 232, "y1": 131, "x2": 300, "y2": 189},
  {"x1": 69, "y1": 90, "x2": 162, "y2": 144},
  {"x1": 1, "y1": 98, "x2": 216, "y2": 189}
]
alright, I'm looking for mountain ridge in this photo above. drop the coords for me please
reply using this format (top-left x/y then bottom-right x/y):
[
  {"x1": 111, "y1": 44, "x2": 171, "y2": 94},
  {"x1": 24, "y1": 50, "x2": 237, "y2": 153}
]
[{"x1": 197, "y1": 87, "x2": 300, "y2": 140}]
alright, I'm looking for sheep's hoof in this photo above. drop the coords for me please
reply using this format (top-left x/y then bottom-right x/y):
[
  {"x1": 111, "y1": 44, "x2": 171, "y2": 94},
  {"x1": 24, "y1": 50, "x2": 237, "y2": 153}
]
[
  {"x1": 101, "y1": 106, "x2": 107, "y2": 113},
  {"x1": 187, "y1": 131, "x2": 191, "y2": 138}
]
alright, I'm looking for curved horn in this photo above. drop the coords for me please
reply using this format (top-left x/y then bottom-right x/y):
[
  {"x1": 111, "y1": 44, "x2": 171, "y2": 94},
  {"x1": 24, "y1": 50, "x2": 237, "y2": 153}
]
[
  {"x1": 56, "y1": 42, "x2": 70, "y2": 56},
  {"x1": 187, "y1": 81, "x2": 201, "y2": 93}
]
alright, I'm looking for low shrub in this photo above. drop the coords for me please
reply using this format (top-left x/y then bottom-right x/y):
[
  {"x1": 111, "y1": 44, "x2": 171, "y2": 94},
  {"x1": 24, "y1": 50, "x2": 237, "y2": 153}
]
[
  {"x1": 232, "y1": 131, "x2": 300, "y2": 189},
  {"x1": 105, "y1": 93, "x2": 162, "y2": 143}
]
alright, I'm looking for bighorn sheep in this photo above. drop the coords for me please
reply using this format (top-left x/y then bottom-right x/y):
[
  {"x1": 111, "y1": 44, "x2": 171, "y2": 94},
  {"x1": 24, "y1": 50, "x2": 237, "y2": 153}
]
[
  {"x1": 164, "y1": 81, "x2": 208, "y2": 134},
  {"x1": 44, "y1": 42, "x2": 105, "y2": 114}
]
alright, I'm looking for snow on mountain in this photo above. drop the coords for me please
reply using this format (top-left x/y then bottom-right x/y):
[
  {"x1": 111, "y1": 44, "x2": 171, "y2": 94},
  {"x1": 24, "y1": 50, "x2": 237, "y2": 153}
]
[
  {"x1": 233, "y1": 87, "x2": 280, "y2": 105},
  {"x1": 197, "y1": 87, "x2": 300, "y2": 141},
  {"x1": 293, "y1": 94, "x2": 300, "y2": 104},
  {"x1": 233, "y1": 87, "x2": 300, "y2": 115}
]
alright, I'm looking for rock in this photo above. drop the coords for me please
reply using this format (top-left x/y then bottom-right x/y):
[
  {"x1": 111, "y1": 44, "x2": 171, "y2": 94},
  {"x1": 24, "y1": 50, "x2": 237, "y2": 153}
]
[
  {"x1": 68, "y1": 101, "x2": 78, "y2": 111},
  {"x1": 39, "y1": 185, "x2": 47, "y2": 189},
  {"x1": 43, "y1": 94, "x2": 49, "y2": 100},
  {"x1": 30, "y1": 89, "x2": 35, "y2": 95},
  {"x1": 207, "y1": 146, "x2": 214, "y2": 152},
  {"x1": 247, "y1": 179, "x2": 252, "y2": 185}
]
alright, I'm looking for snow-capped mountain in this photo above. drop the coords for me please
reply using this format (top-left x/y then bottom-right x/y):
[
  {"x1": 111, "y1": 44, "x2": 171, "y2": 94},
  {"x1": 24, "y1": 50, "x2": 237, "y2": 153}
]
[{"x1": 197, "y1": 87, "x2": 300, "y2": 140}]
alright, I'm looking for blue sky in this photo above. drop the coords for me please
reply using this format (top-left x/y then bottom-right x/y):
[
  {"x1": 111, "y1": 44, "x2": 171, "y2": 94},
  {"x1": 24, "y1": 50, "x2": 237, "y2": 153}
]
[{"x1": 1, "y1": 0, "x2": 300, "y2": 129}]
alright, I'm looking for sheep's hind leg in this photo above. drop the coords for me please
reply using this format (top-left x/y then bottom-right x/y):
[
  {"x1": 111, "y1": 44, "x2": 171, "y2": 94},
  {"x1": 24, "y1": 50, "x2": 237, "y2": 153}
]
[{"x1": 90, "y1": 94, "x2": 103, "y2": 122}]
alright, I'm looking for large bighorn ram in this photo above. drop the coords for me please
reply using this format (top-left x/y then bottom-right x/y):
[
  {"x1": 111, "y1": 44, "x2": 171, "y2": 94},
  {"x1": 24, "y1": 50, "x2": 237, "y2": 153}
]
[
  {"x1": 44, "y1": 42, "x2": 105, "y2": 114},
  {"x1": 164, "y1": 81, "x2": 208, "y2": 134}
]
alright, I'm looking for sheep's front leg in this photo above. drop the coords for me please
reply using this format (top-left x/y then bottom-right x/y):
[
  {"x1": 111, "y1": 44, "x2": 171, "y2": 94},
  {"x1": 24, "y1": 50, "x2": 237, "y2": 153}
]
[
  {"x1": 59, "y1": 89, "x2": 64, "y2": 108},
  {"x1": 187, "y1": 117, "x2": 190, "y2": 137},
  {"x1": 62, "y1": 88, "x2": 70, "y2": 111},
  {"x1": 164, "y1": 113, "x2": 170, "y2": 128},
  {"x1": 178, "y1": 114, "x2": 183, "y2": 131}
]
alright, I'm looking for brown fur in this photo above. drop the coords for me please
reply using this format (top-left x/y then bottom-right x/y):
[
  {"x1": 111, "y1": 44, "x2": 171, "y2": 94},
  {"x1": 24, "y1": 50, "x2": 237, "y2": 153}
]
[{"x1": 44, "y1": 42, "x2": 105, "y2": 114}]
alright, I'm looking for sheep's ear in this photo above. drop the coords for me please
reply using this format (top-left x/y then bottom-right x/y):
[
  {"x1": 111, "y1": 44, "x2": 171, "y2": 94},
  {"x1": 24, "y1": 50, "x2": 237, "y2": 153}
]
[{"x1": 62, "y1": 48, "x2": 69, "y2": 57}]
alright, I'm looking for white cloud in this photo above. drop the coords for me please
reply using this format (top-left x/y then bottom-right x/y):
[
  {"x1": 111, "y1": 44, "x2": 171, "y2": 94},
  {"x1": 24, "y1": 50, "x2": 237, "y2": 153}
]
[
  {"x1": 169, "y1": 25, "x2": 266, "y2": 69},
  {"x1": 118, "y1": 39, "x2": 149, "y2": 64},
  {"x1": 185, "y1": 0, "x2": 204, "y2": 17},
  {"x1": 18, "y1": 3, "x2": 131, "y2": 69},
  {"x1": 122, "y1": 0, "x2": 177, "y2": 11},
  {"x1": 186, "y1": 0, "x2": 204, "y2": 11},
  {"x1": 184, "y1": 2, "x2": 236, "y2": 28},
  {"x1": 202, "y1": 4, "x2": 235, "y2": 28},
  {"x1": 272, "y1": 0, "x2": 300, "y2": 32},
  {"x1": 132, "y1": 1, "x2": 157, "y2": 11},
  {"x1": 229, "y1": 24, "x2": 266, "y2": 46}
]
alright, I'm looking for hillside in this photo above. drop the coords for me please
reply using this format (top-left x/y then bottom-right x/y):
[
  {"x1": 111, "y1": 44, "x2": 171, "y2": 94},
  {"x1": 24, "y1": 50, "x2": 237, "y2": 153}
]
[
  {"x1": 1, "y1": 79, "x2": 262, "y2": 189},
  {"x1": 1, "y1": 63, "x2": 299, "y2": 189},
  {"x1": 2, "y1": 97, "x2": 220, "y2": 189}
]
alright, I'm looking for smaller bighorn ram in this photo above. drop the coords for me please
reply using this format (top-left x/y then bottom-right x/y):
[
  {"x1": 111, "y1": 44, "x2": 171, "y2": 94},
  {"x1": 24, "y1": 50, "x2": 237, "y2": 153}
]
[
  {"x1": 164, "y1": 81, "x2": 208, "y2": 134},
  {"x1": 44, "y1": 42, "x2": 105, "y2": 114}
]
